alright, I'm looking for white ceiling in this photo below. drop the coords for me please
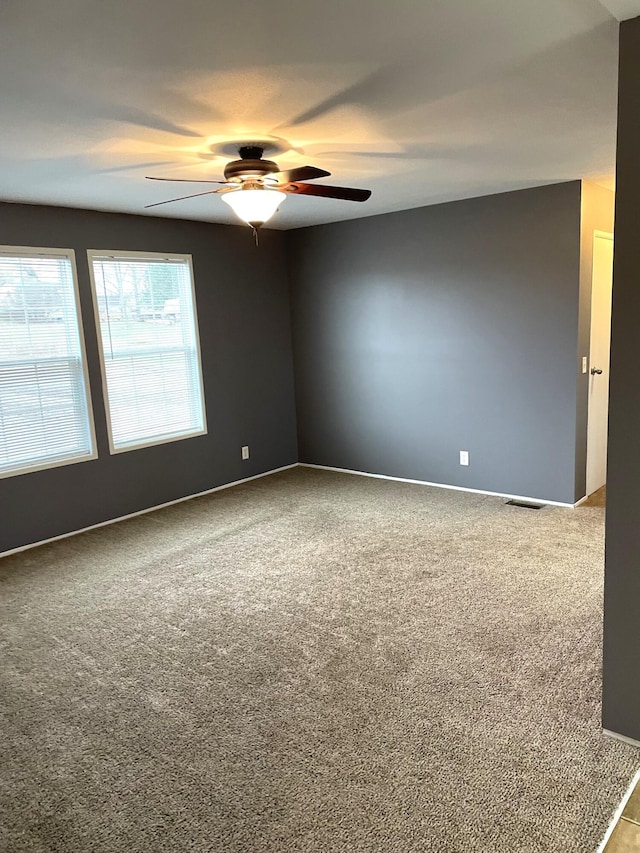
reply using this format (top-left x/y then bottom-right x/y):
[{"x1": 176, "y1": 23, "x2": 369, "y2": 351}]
[
  {"x1": 597, "y1": 0, "x2": 640, "y2": 18},
  {"x1": 0, "y1": 0, "x2": 638, "y2": 230}
]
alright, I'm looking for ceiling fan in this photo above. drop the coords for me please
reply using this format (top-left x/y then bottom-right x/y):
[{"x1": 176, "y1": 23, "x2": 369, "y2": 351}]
[{"x1": 145, "y1": 145, "x2": 372, "y2": 229}]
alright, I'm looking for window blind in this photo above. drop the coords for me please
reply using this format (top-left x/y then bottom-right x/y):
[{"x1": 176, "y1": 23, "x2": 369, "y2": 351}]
[
  {"x1": 0, "y1": 249, "x2": 95, "y2": 477},
  {"x1": 89, "y1": 253, "x2": 206, "y2": 452}
]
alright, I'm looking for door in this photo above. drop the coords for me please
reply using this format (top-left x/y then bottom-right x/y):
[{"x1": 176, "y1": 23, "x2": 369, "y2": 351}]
[{"x1": 586, "y1": 231, "x2": 614, "y2": 497}]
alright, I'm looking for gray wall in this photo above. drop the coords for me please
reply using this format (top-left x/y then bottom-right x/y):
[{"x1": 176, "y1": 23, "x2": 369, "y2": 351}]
[
  {"x1": 0, "y1": 202, "x2": 297, "y2": 553},
  {"x1": 287, "y1": 182, "x2": 584, "y2": 505},
  {"x1": 602, "y1": 16, "x2": 640, "y2": 741}
]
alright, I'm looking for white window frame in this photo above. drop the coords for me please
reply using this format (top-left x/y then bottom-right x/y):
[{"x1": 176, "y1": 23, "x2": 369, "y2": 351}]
[
  {"x1": 86, "y1": 249, "x2": 207, "y2": 455},
  {"x1": 0, "y1": 245, "x2": 97, "y2": 479}
]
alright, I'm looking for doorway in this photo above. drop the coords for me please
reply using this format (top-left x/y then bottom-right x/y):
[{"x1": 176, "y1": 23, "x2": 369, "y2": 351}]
[{"x1": 586, "y1": 231, "x2": 614, "y2": 498}]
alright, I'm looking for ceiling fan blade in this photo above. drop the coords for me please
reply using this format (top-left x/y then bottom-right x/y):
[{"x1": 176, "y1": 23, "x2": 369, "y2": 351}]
[
  {"x1": 281, "y1": 183, "x2": 371, "y2": 202},
  {"x1": 146, "y1": 176, "x2": 227, "y2": 184},
  {"x1": 144, "y1": 189, "x2": 220, "y2": 209},
  {"x1": 272, "y1": 165, "x2": 331, "y2": 183}
]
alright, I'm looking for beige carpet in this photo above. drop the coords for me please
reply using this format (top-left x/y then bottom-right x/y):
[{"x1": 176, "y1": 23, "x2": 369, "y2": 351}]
[{"x1": 0, "y1": 467, "x2": 636, "y2": 852}]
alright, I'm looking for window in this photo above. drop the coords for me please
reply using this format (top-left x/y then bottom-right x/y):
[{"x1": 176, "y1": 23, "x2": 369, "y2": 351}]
[
  {"x1": 88, "y1": 251, "x2": 206, "y2": 453},
  {"x1": 0, "y1": 247, "x2": 96, "y2": 478}
]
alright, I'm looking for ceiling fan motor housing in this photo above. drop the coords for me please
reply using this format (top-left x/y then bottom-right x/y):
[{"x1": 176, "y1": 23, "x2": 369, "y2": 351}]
[{"x1": 224, "y1": 146, "x2": 279, "y2": 182}]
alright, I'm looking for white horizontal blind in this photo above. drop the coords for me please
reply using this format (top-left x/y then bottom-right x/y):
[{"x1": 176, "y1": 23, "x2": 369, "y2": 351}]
[
  {"x1": 0, "y1": 249, "x2": 95, "y2": 477},
  {"x1": 89, "y1": 253, "x2": 206, "y2": 452}
]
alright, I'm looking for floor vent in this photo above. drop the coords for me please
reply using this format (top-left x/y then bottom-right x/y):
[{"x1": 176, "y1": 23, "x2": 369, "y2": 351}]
[{"x1": 505, "y1": 500, "x2": 545, "y2": 510}]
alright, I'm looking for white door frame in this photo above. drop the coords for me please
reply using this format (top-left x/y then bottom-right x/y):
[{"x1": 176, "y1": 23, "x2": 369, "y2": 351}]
[{"x1": 585, "y1": 229, "x2": 614, "y2": 497}]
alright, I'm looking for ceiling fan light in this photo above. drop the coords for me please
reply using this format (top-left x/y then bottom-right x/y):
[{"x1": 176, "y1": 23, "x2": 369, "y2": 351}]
[{"x1": 221, "y1": 187, "x2": 285, "y2": 227}]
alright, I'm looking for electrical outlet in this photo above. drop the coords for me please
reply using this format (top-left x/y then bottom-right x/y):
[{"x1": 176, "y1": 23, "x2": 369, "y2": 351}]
[
  {"x1": 460, "y1": 450, "x2": 469, "y2": 466},
  {"x1": 241, "y1": 445, "x2": 249, "y2": 460}
]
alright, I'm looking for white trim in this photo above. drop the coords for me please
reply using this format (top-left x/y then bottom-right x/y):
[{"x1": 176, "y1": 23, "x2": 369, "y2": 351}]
[
  {"x1": 0, "y1": 449, "x2": 97, "y2": 481},
  {"x1": 0, "y1": 245, "x2": 98, "y2": 479},
  {"x1": 84, "y1": 250, "x2": 198, "y2": 262},
  {"x1": 586, "y1": 229, "x2": 614, "y2": 497},
  {"x1": 574, "y1": 494, "x2": 589, "y2": 507},
  {"x1": 2, "y1": 460, "x2": 598, "y2": 558},
  {"x1": 106, "y1": 428, "x2": 208, "y2": 454},
  {"x1": 300, "y1": 463, "x2": 577, "y2": 507},
  {"x1": 596, "y1": 765, "x2": 640, "y2": 853},
  {"x1": 603, "y1": 729, "x2": 640, "y2": 750},
  {"x1": 86, "y1": 249, "x2": 207, "y2": 455},
  {"x1": 0, "y1": 463, "x2": 298, "y2": 559},
  {"x1": 0, "y1": 245, "x2": 82, "y2": 259}
]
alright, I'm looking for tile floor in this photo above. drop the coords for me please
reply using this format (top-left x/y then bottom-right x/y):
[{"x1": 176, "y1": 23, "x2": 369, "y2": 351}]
[
  {"x1": 603, "y1": 776, "x2": 640, "y2": 852},
  {"x1": 582, "y1": 485, "x2": 606, "y2": 508}
]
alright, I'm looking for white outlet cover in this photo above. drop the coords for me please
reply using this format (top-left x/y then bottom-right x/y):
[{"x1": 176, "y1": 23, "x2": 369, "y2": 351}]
[{"x1": 460, "y1": 450, "x2": 469, "y2": 466}]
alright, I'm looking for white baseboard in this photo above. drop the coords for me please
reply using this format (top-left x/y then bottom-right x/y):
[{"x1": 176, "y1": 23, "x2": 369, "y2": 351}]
[
  {"x1": 603, "y1": 728, "x2": 640, "y2": 750},
  {"x1": 300, "y1": 463, "x2": 576, "y2": 508},
  {"x1": 1, "y1": 463, "x2": 299, "y2": 559},
  {"x1": 2, "y1": 461, "x2": 590, "y2": 559},
  {"x1": 596, "y1": 765, "x2": 640, "y2": 853}
]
